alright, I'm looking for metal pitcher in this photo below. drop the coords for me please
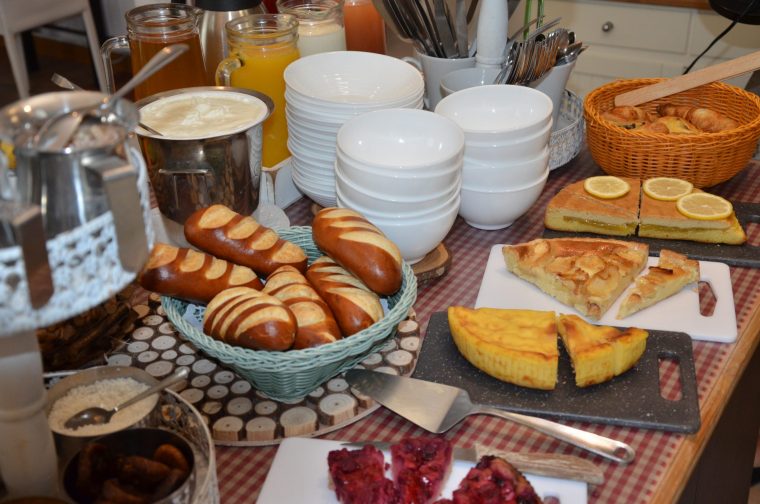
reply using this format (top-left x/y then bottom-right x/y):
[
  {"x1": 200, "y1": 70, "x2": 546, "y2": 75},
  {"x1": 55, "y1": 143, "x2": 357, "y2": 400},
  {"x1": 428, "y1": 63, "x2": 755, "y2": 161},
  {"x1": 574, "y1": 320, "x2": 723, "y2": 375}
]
[{"x1": 0, "y1": 91, "x2": 150, "y2": 305}]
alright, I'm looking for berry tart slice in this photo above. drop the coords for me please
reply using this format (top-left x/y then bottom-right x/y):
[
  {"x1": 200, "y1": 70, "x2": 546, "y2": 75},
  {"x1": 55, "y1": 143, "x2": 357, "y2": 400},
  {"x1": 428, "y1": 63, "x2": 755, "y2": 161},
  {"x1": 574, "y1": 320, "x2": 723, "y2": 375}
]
[
  {"x1": 327, "y1": 445, "x2": 398, "y2": 504},
  {"x1": 391, "y1": 437, "x2": 453, "y2": 504},
  {"x1": 436, "y1": 455, "x2": 543, "y2": 504}
]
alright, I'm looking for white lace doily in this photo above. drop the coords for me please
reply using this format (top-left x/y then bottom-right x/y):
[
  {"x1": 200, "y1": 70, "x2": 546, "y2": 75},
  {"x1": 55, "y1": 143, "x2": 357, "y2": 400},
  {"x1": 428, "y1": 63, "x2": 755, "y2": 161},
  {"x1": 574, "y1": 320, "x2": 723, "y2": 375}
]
[{"x1": 0, "y1": 146, "x2": 155, "y2": 334}]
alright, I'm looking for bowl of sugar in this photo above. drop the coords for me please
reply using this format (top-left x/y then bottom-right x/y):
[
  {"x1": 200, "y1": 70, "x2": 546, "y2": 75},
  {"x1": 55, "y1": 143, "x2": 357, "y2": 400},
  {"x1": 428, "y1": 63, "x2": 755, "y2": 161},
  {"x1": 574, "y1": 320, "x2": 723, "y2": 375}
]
[{"x1": 47, "y1": 366, "x2": 162, "y2": 463}]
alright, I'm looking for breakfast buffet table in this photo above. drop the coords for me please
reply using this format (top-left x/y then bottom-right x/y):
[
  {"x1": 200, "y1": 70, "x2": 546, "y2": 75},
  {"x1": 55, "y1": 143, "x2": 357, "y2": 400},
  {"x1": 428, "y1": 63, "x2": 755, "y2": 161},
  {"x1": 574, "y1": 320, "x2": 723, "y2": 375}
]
[{"x1": 204, "y1": 146, "x2": 760, "y2": 504}]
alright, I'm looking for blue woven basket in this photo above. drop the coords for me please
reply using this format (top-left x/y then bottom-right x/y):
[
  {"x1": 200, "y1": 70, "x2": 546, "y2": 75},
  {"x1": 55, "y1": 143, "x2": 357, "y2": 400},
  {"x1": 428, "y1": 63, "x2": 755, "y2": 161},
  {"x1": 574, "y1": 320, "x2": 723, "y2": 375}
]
[{"x1": 162, "y1": 226, "x2": 418, "y2": 402}]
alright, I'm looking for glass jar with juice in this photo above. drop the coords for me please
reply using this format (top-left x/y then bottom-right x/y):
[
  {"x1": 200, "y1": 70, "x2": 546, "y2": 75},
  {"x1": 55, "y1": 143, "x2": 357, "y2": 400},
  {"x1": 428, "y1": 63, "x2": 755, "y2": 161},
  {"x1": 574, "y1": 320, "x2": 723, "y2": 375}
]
[
  {"x1": 101, "y1": 3, "x2": 209, "y2": 101},
  {"x1": 343, "y1": 0, "x2": 386, "y2": 53},
  {"x1": 217, "y1": 14, "x2": 300, "y2": 168},
  {"x1": 276, "y1": 0, "x2": 346, "y2": 57}
]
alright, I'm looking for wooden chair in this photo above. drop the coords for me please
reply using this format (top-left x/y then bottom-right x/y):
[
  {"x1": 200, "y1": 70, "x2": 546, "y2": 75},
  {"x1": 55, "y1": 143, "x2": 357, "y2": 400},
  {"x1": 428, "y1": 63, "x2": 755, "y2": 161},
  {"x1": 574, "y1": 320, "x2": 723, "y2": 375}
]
[{"x1": 0, "y1": 0, "x2": 107, "y2": 98}]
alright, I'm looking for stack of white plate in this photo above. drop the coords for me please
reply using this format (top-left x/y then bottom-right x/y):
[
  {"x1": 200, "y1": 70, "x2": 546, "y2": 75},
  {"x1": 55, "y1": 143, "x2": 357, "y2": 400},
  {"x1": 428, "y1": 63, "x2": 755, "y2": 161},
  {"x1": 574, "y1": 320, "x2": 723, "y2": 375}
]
[
  {"x1": 435, "y1": 85, "x2": 553, "y2": 230},
  {"x1": 284, "y1": 51, "x2": 424, "y2": 207},
  {"x1": 335, "y1": 109, "x2": 464, "y2": 264}
]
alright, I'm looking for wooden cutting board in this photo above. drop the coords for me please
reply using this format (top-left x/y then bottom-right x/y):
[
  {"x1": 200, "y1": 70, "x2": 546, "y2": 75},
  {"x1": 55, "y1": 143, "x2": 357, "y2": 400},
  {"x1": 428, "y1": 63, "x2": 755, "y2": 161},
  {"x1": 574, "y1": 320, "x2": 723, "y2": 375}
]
[
  {"x1": 543, "y1": 202, "x2": 760, "y2": 268},
  {"x1": 414, "y1": 312, "x2": 701, "y2": 433},
  {"x1": 475, "y1": 245, "x2": 737, "y2": 343}
]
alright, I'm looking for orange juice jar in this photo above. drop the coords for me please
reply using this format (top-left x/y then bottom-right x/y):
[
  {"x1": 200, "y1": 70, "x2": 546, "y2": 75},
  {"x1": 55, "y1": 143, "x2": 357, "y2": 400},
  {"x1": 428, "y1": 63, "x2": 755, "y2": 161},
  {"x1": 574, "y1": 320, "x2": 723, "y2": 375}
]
[
  {"x1": 217, "y1": 14, "x2": 300, "y2": 167},
  {"x1": 343, "y1": 0, "x2": 386, "y2": 53}
]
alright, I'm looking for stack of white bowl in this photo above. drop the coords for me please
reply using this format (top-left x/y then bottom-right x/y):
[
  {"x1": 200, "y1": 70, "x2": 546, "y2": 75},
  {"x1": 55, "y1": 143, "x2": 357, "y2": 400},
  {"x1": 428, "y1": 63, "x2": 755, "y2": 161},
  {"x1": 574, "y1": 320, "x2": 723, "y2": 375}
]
[
  {"x1": 335, "y1": 108, "x2": 464, "y2": 264},
  {"x1": 284, "y1": 51, "x2": 425, "y2": 207},
  {"x1": 435, "y1": 85, "x2": 553, "y2": 230}
]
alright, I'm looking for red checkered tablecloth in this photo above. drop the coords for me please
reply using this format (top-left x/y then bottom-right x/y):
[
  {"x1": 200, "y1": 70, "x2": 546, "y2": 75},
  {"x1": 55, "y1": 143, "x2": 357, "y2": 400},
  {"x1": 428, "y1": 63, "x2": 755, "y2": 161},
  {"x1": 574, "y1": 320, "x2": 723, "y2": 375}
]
[{"x1": 214, "y1": 148, "x2": 760, "y2": 503}]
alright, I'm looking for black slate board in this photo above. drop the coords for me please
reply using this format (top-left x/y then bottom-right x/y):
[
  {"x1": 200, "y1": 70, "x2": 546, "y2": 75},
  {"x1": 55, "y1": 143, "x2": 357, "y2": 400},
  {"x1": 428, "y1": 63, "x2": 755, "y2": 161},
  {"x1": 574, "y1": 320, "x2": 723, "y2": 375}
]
[
  {"x1": 413, "y1": 312, "x2": 701, "y2": 433},
  {"x1": 543, "y1": 202, "x2": 760, "y2": 268}
]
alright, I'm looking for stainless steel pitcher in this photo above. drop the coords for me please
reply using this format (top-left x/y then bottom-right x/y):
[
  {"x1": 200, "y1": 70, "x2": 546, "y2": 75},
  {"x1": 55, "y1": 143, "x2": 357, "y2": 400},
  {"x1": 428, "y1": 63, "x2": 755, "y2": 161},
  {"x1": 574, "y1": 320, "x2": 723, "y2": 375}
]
[{"x1": 0, "y1": 91, "x2": 150, "y2": 296}]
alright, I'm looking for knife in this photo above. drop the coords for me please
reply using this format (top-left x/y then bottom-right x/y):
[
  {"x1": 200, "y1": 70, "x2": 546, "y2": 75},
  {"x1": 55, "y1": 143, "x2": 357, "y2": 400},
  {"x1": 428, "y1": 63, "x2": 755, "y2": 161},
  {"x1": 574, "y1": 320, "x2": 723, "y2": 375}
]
[
  {"x1": 341, "y1": 441, "x2": 605, "y2": 484},
  {"x1": 346, "y1": 369, "x2": 635, "y2": 464}
]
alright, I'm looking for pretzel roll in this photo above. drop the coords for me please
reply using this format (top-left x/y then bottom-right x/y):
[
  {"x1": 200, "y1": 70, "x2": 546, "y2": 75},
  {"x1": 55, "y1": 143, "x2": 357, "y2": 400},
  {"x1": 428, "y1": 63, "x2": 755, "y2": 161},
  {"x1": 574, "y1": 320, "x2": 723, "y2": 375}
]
[
  {"x1": 312, "y1": 207, "x2": 403, "y2": 295},
  {"x1": 203, "y1": 287, "x2": 297, "y2": 351},
  {"x1": 185, "y1": 204, "x2": 308, "y2": 276},
  {"x1": 264, "y1": 265, "x2": 342, "y2": 349},
  {"x1": 306, "y1": 256, "x2": 384, "y2": 336},
  {"x1": 138, "y1": 243, "x2": 263, "y2": 304}
]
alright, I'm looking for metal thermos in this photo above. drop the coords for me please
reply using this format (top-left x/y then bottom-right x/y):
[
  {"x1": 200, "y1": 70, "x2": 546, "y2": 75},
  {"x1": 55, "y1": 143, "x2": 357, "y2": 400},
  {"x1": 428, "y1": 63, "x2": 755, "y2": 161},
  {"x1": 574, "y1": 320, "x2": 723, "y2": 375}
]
[{"x1": 196, "y1": 0, "x2": 267, "y2": 83}]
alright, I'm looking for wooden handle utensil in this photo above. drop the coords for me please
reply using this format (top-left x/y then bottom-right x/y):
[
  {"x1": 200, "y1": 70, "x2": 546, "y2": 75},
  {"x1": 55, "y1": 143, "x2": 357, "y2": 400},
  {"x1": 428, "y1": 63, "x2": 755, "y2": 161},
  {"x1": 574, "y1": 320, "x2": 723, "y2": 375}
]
[{"x1": 614, "y1": 49, "x2": 760, "y2": 106}]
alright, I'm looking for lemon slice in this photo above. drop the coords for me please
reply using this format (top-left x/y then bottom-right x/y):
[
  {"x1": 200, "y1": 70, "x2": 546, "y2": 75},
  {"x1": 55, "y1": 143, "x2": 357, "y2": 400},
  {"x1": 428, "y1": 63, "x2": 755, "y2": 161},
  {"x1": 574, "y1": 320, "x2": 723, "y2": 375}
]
[
  {"x1": 583, "y1": 176, "x2": 631, "y2": 199},
  {"x1": 676, "y1": 193, "x2": 733, "y2": 220},
  {"x1": 643, "y1": 177, "x2": 693, "y2": 201}
]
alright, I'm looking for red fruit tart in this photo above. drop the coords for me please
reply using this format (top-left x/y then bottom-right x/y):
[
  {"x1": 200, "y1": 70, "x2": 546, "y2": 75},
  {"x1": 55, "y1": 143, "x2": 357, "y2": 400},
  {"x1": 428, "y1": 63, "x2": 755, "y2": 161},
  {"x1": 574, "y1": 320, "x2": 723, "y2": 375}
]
[
  {"x1": 438, "y1": 455, "x2": 543, "y2": 504},
  {"x1": 391, "y1": 437, "x2": 454, "y2": 504},
  {"x1": 328, "y1": 445, "x2": 398, "y2": 504}
]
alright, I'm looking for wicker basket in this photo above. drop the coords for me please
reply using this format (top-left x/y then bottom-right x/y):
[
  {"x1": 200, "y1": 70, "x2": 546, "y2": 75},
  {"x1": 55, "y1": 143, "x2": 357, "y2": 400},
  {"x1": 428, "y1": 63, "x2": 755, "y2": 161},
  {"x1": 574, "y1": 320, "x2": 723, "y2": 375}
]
[
  {"x1": 584, "y1": 78, "x2": 760, "y2": 187},
  {"x1": 162, "y1": 226, "x2": 418, "y2": 402}
]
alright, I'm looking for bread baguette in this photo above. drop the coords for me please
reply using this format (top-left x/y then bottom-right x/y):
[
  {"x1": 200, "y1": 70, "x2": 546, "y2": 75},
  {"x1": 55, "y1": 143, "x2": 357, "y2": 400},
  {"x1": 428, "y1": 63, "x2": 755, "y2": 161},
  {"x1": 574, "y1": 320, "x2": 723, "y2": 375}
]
[
  {"x1": 185, "y1": 205, "x2": 308, "y2": 276},
  {"x1": 138, "y1": 243, "x2": 263, "y2": 304},
  {"x1": 203, "y1": 287, "x2": 297, "y2": 351},
  {"x1": 306, "y1": 256, "x2": 384, "y2": 336},
  {"x1": 312, "y1": 207, "x2": 403, "y2": 295},
  {"x1": 264, "y1": 265, "x2": 342, "y2": 349},
  {"x1": 656, "y1": 104, "x2": 739, "y2": 133}
]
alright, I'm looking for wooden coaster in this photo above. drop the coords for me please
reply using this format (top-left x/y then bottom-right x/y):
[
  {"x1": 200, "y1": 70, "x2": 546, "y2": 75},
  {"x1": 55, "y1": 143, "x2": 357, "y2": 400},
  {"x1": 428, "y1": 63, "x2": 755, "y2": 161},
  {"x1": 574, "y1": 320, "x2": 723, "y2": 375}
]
[{"x1": 412, "y1": 243, "x2": 452, "y2": 284}]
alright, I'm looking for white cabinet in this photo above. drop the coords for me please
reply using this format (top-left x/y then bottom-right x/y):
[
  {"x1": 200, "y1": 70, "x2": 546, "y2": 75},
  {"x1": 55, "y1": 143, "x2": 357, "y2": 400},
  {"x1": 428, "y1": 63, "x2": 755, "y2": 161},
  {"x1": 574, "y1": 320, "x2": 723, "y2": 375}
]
[{"x1": 508, "y1": 0, "x2": 760, "y2": 97}]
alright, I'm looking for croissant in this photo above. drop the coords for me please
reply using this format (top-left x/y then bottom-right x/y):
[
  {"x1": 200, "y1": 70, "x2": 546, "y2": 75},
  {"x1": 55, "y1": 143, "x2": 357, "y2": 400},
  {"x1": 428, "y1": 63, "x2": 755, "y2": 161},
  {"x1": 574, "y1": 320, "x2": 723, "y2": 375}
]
[
  {"x1": 656, "y1": 104, "x2": 738, "y2": 133},
  {"x1": 601, "y1": 106, "x2": 656, "y2": 129},
  {"x1": 636, "y1": 116, "x2": 700, "y2": 135}
]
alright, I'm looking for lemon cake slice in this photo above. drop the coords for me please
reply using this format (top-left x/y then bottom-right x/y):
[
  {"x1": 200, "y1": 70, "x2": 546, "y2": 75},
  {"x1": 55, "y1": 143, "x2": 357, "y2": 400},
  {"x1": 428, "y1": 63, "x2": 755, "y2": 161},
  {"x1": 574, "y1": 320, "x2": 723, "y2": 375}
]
[
  {"x1": 544, "y1": 177, "x2": 641, "y2": 236},
  {"x1": 447, "y1": 306, "x2": 559, "y2": 390},
  {"x1": 638, "y1": 190, "x2": 746, "y2": 244},
  {"x1": 557, "y1": 314, "x2": 648, "y2": 387},
  {"x1": 617, "y1": 249, "x2": 700, "y2": 319}
]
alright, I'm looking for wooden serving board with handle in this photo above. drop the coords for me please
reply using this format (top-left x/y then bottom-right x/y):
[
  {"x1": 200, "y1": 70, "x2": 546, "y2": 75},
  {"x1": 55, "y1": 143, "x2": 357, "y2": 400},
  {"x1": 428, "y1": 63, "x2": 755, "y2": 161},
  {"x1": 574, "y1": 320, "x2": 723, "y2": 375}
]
[{"x1": 614, "y1": 49, "x2": 760, "y2": 106}]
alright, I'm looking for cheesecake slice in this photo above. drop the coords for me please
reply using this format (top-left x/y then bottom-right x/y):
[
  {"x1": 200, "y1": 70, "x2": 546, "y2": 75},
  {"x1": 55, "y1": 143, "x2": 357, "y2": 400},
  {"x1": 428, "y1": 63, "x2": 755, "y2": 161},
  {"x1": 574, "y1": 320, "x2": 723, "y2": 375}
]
[
  {"x1": 617, "y1": 249, "x2": 700, "y2": 319},
  {"x1": 544, "y1": 177, "x2": 641, "y2": 236},
  {"x1": 502, "y1": 238, "x2": 649, "y2": 320},
  {"x1": 448, "y1": 306, "x2": 559, "y2": 390},
  {"x1": 557, "y1": 314, "x2": 648, "y2": 387},
  {"x1": 638, "y1": 190, "x2": 746, "y2": 244}
]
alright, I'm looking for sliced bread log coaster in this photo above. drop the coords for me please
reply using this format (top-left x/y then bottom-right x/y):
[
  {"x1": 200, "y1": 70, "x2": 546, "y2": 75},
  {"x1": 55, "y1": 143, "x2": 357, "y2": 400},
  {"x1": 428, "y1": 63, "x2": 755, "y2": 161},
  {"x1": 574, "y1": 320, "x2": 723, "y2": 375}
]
[
  {"x1": 246, "y1": 417, "x2": 279, "y2": 441},
  {"x1": 412, "y1": 243, "x2": 452, "y2": 284},
  {"x1": 118, "y1": 302, "x2": 424, "y2": 446}
]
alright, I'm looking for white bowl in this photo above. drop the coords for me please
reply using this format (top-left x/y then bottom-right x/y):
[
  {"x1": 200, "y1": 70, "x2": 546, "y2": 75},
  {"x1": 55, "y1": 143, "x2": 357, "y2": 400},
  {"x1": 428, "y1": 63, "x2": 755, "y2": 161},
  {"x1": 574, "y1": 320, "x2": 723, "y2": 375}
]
[
  {"x1": 284, "y1": 51, "x2": 424, "y2": 106},
  {"x1": 337, "y1": 108, "x2": 465, "y2": 173},
  {"x1": 336, "y1": 180, "x2": 461, "y2": 220},
  {"x1": 335, "y1": 148, "x2": 461, "y2": 197},
  {"x1": 459, "y1": 168, "x2": 549, "y2": 230},
  {"x1": 291, "y1": 172, "x2": 336, "y2": 207},
  {"x1": 462, "y1": 147, "x2": 550, "y2": 189},
  {"x1": 463, "y1": 119, "x2": 553, "y2": 164},
  {"x1": 288, "y1": 132, "x2": 336, "y2": 158},
  {"x1": 440, "y1": 67, "x2": 502, "y2": 97},
  {"x1": 335, "y1": 165, "x2": 461, "y2": 213},
  {"x1": 435, "y1": 85, "x2": 553, "y2": 142},
  {"x1": 360, "y1": 198, "x2": 459, "y2": 264},
  {"x1": 286, "y1": 88, "x2": 424, "y2": 118}
]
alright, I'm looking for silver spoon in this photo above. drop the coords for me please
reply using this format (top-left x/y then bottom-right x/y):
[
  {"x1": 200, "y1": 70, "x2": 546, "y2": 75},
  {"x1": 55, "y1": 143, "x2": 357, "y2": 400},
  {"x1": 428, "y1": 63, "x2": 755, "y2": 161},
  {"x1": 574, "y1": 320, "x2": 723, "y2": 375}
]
[
  {"x1": 50, "y1": 73, "x2": 164, "y2": 137},
  {"x1": 63, "y1": 367, "x2": 189, "y2": 431},
  {"x1": 36, "y1": 43, "x2": 188, "y2": 150}
]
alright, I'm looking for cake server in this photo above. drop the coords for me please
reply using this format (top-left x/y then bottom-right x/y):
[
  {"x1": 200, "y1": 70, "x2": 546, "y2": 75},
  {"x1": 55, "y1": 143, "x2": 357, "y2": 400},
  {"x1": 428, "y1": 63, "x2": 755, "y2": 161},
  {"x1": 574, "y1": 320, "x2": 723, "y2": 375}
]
[{"x1": 346, "y1": 369, "x2": 635, "y2": 464}]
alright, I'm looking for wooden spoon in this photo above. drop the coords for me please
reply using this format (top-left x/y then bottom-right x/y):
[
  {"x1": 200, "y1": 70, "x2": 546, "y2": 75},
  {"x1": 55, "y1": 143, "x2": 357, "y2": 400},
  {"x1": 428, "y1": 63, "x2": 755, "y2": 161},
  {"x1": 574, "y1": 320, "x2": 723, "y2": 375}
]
[{"x1": 614, "y1": 49, "x2": 760, "y2": 107}]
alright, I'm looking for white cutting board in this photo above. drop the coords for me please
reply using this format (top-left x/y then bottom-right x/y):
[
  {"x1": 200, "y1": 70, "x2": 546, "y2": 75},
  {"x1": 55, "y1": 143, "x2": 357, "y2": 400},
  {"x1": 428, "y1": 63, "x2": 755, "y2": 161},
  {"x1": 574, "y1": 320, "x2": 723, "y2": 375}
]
[
  {"x1": 258, "y1": 438, "x2": 588, "y2": 504},
  {"x1": 475, "y1": 245, "x2": 737, "y2": 343}
]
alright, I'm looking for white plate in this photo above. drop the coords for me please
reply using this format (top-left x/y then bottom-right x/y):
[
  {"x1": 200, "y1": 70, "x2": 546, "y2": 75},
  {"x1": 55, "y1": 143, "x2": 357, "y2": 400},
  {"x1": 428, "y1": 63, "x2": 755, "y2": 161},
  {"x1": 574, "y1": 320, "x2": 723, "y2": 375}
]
[
  {"x1": 475, "y1": 244, "x2": 737, "y2": 343},
  {"x1": 258, "y1": 438, "x2": 588, "y2": 504}
]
